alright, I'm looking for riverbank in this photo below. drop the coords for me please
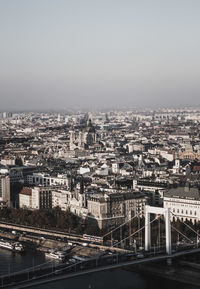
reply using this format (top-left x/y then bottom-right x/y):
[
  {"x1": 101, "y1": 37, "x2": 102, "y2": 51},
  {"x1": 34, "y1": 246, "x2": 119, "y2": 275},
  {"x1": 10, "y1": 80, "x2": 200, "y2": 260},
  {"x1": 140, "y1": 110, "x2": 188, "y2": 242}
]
[{"x1": 0, "y1": 230, "x2": 67, "y2": 252}]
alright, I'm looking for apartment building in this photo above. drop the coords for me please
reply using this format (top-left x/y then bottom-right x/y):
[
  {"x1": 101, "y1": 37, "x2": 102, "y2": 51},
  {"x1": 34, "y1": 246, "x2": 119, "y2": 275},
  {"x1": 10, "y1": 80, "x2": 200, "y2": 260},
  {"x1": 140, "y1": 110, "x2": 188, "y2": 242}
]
[{"x1": 87, "y1": 191, "x2": 147, "y2": 229}]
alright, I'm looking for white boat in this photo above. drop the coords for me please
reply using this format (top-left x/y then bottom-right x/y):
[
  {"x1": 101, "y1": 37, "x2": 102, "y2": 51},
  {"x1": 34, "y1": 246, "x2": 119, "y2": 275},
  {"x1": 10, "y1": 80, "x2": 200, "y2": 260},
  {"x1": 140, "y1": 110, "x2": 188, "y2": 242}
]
[
  {"x1": 13, "y1": 242, "x2": 25, "y2": 252},
  {"x1": 45, "y1": 250, "x2": 68, "y2": 260},
  {"x1": 0, "y1": 239, "x2": 14, "y2": 251},
  {"x1": 0, "y1": 239, "x2": 24, "y2": 252}
]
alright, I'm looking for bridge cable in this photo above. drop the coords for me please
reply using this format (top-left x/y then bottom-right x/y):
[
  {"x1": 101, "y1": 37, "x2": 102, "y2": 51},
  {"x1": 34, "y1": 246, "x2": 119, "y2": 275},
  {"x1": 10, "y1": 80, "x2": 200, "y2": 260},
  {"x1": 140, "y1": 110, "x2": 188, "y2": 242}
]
[
  {"x1": 113, "y1": 215, "x2": 162, "y2": 248},
  {"x1": 102, "y1": 214, "x2": 139, "y2": 239},
  {"x1": 170, "y1": 211, "x2": 200, "y2": 239},
  {"x1": 171, "y1": 225, "x2": 193, "y2": 244}
]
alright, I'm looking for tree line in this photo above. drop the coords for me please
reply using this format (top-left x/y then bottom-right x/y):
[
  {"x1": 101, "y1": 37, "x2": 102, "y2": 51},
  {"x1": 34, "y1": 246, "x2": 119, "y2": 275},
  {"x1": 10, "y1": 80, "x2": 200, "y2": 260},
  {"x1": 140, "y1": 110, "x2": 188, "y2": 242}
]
[{"x1": 0, "y1": 207, "x2": 100, "y2": 235}]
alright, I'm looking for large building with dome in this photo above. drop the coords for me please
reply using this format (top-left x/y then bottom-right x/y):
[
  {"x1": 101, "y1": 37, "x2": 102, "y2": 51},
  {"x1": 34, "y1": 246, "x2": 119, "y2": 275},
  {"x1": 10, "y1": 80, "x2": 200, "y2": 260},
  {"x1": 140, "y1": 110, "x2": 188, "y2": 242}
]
[{"x1": 69, "y1": 119, "x2": 98, "y2": 150}]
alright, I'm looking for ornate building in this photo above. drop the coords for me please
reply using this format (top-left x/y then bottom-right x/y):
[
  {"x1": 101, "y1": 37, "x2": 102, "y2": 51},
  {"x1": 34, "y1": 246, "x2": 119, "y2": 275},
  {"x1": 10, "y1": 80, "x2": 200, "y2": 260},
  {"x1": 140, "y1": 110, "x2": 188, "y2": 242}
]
[
  {"x1": 179, "y1": 149, "x2": 200, "y2": 161},
  {"x1": 69, "y1": 119, "x2": 98, "y2": 150},
  {"x1": 164, "y1": 186, "x2": 200, "y2": 224}
]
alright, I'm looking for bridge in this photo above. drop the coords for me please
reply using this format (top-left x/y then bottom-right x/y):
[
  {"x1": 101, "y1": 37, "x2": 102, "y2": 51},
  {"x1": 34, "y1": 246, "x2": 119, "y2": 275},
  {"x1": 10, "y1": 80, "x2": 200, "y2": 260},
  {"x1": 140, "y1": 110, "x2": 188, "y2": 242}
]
[{"x1": 1, "y1": 205, "x2": 200, "y2": 288}]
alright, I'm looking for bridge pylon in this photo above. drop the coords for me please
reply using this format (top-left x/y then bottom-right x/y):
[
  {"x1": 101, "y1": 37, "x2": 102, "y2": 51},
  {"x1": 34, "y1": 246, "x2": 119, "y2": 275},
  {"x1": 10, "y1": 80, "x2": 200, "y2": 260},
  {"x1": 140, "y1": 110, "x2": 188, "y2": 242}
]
[{"x1": 145, "y1": 205, "x2": 171, "y2": 255}]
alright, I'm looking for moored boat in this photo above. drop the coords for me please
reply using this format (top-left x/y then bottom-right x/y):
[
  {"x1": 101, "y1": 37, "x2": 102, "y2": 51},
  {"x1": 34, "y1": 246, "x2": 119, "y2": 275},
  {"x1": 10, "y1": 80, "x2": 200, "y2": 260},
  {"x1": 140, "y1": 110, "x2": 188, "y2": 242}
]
[
  {"x1": 45, "y1": 249, "x2": 69, "y2": 260},
  {"x1": 13, "y1": 242, "x2": 25, "y2": 252},
  {"x1": 0, "y1": 239, "x2": 25, "y2": 252},
  {"x1": 0, "y1": 239, "x2": 14, "y2": 251}
]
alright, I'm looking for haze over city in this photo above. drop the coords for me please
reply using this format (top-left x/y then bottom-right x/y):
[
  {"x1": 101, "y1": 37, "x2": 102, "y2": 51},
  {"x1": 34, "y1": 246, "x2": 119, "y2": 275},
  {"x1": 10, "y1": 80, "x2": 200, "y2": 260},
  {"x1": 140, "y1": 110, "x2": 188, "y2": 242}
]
[
  {"x1": 1, "y1": 2, "x2": 200, "y2": 288},
  {"x1": 0, "y1": 0, "x2": 200, "y2": 111}
]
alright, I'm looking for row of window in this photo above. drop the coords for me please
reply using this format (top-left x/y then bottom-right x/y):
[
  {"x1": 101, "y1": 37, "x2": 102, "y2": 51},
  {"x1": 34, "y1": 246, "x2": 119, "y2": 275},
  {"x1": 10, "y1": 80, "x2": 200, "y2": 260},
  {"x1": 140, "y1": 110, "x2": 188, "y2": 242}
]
[
  {"x1": 172, "y1": 208, "x2": 197, "y2": 215},
  {"x1": 166, "y1": 202, "x2": 199, "y2": 208}
]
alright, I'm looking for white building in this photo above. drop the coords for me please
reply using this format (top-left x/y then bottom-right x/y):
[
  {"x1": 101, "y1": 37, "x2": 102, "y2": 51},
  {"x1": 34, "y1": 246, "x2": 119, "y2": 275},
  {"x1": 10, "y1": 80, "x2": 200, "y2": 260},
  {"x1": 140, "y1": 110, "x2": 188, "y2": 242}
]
[
  {"x1": 64, "y1": 189, "x2": 88, "y2": 217},
  {"x1": 164, "y1": 187, "x2": 200, "y2": 224},
  {"x1": 0, "y1": 157, "x2": 16, "y2": 166},
  {"x1": 26, "y1": 173, "x2": 69, "y2": 187},
  {"x1": 79, "y1": 166, "x2": 90, "y2": 175},
  {"x1": 19, "y1": 188, "x2": 32, "y2": 209},
  {"x1": 32, "y1": 186, "x2": 52, "y2": 210},
  {"x1": 112, "y1": 163, "x2": 119, "y2": 174},
  {"x1": 172, "y1": 159, "x2": 180, "y2": 174},
  {"x1": 52, "y1": 189, "x2": 68, "y2": 211}
]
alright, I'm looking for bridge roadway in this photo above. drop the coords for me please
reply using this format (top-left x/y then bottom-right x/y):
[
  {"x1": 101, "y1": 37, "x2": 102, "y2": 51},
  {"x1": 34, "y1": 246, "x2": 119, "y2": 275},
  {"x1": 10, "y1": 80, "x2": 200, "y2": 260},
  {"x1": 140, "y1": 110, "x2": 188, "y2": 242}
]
[
  {"x1": 0, "y1": 221, "x2": 127, "y2": 253},
  {"x1": 2, "y1": 247, "x2": 200, "y2": 289}
]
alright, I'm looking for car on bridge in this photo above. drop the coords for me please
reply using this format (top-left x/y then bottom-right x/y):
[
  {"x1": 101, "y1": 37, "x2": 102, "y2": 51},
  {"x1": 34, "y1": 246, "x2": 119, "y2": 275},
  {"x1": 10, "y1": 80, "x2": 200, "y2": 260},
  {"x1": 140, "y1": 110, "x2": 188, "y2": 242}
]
[
  {"x1": 136, "y1": 253, "x2": 144, "y2": 259},
  {"x1": 69, "y1": 258, "x2": 77, "y2": 264}
]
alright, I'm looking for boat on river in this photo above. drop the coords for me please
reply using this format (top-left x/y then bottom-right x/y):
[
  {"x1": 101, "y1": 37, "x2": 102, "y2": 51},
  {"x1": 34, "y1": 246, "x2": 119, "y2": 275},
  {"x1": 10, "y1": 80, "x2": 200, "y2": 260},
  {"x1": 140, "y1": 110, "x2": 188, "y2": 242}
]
[{"x1": 0, "y1": 239, "x2": 25, "y2": 252}]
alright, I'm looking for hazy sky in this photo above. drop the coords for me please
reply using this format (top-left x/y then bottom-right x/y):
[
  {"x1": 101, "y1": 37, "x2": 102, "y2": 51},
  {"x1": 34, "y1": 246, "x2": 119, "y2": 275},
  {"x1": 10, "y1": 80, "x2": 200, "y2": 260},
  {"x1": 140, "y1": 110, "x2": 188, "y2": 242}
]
[{"x1": 0, "y1": 0, "x2": 200, "y2": 111}]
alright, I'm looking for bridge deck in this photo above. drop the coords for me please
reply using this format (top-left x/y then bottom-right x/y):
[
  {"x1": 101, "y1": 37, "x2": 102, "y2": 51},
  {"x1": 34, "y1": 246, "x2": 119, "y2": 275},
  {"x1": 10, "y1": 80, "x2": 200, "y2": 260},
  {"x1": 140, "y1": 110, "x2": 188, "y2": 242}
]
[{"x1": 2, "y1": 247, "x2": 200, "y2": 289}]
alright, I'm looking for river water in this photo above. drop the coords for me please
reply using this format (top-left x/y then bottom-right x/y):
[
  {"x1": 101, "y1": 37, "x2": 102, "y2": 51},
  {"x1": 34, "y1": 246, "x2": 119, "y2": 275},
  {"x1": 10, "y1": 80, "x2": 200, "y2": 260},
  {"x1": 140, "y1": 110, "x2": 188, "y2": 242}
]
[{"x1": 0, "y1": 248, "x2": 199, "y2": 289}]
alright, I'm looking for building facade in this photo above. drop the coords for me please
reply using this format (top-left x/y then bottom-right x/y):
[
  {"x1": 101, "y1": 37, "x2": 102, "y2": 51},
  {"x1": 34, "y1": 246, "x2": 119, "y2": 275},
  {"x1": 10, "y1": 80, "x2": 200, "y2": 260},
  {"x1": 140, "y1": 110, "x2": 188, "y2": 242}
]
[
  {"x1": 87, "y1": 191, "x2": 147, "y2": 229},
  {"x1": 0, "y1": 174, "x2": 10, "y2": 207},
  {"x1": 19, "y1": 188, "x2": 32, "y2": 209},
  {"x1": 32, "y1": 186, "x2": 53, "y2": 210},
  {"x1": 164, "y1": 187, "x2": 200, "y2": 224}
]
